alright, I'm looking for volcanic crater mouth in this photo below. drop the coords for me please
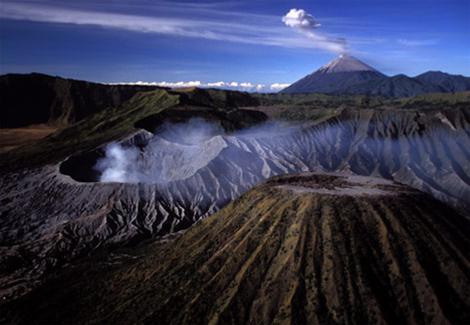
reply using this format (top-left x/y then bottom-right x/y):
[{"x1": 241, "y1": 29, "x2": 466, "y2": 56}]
[
  {"x1": 60, "y1": 149, "x2": 106, "y2": 183},
  {"x1": 59, "y1": 115, "x2": 239, "y2": 183},
  {"x1": 59, "y1": 105, "x2": 270, "y2": 183}
]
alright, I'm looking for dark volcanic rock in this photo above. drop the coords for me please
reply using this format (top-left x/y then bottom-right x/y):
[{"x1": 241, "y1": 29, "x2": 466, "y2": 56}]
[{"x1": 2, "y1": 173, "x2": 469, "y2": 324}]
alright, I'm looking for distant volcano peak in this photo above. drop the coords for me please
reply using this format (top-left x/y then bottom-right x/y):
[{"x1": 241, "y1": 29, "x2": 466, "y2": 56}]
[
  {"x1": 280, "y1": 54, "x2": 385, "y2": 94},
  {"x1": 318, "y1": 54, "x2": 379, "y2": 74},
  {"x1": 280, "y1": 54, "x2": 470, "y2": 95}
]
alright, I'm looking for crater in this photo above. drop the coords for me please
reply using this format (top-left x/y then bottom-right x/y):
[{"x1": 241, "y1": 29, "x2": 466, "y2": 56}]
[
  {"x1": 59, "y1": 109, "x2": 268, "y2": 183},
  {"x1": 59, "y1": 149, "x2": 105, "y2": 183},
  {"x1": 269, "y1": 173, "x2": 413, "y2": 197}
]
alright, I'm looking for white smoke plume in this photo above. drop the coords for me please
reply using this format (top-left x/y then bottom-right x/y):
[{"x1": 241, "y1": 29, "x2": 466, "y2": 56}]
[
  {"x1": 95, "y1": 144, "x2": 141, "y2": 183},
  {"x1": 282, "y1": 8, "x2": 347, "y2": 53},
  {"x1": 94, "y1": 118, "x2": 297, "y2": 184},
  {"x1": 95, "y1": 119, "x2": 226, "y2": 183}
]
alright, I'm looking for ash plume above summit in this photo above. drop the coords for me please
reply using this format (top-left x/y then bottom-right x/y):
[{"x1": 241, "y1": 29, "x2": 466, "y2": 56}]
[{"x1": 282, "y1": 8, "x2": 347, "y2": 53}]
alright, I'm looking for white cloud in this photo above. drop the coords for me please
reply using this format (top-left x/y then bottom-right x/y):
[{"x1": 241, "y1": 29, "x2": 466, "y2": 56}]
[
  {"x1": 282, "y1": 8, "x2": 346, "y2": 53},
  {"x1": 207, "y1": 81, "x2": 225, "y2": 87},
  {"x1": 256, "y1": 84, "x2": 266, "y2": 91},
  {"x1": 118, "y1": 81, "x2": 201, "y2": 88},
  {"x1": 240, "y1": 82, "x2": 254, "y2": 88},
  {"x1": 111, "y1": 81, "x2": 290, "y2": 92},
  {"x1": 282, "y1": 9, "x2": 321, "y2": 30},
  {"x1": 270, "y1": 83, "x2": 291, "y2": 91}
]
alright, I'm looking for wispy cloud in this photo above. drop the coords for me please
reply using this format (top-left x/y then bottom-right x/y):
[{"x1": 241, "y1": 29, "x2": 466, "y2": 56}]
[
  {"x1": 0, "y1": 2, "x2": 346, "y2": 51},
  {"x1": 282, "y1": 9, "x2": 347, "y2": 53},
  {"x1": 397, "y1": 39, "x2": 438, "y2": 47},
  {"x1": 111, "y1": 80, "x2": 289, "y2": 92}
]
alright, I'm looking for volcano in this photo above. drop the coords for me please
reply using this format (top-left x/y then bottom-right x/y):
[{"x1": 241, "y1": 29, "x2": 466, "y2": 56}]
[
  {"x1": 1, "y1": 74, "x2": 469, "y2": 323},
  {"x1": 281, "y1": 55, "x2": 470, "y2": 97},
  {"x1": 3, "y1": 173, "x2": 469, "y2": 324},
  {"x1": 280, "y1": 55, "x2": 386, "y2": 94}
]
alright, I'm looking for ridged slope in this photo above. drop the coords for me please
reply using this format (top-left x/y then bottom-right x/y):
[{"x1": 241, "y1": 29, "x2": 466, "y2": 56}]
[
  {"x1": 1, "y1": 107, "x2": 469, "y2": 300},
  {"x1": 344, "y1": 74, "x2": 443, "y2": 97},
  {"x1": 3, "y1": 174, "x2": 469, "y2": 324}
]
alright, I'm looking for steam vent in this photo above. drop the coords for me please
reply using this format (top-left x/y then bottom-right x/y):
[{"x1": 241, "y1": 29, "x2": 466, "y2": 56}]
[{"x1": 4, "y1": 173, "x2": 469, "y2": 324}]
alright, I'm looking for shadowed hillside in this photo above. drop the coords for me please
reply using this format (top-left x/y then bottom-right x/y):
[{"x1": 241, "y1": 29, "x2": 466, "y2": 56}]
[
  {"x1": 0, "y1": 73, "x2": 165, "y2": 128},
  {"x1": 0, "y1": 84, "x2": 263, "y2": 171}
]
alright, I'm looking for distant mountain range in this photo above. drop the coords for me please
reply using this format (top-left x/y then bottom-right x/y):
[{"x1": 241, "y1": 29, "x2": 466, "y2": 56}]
[{"x1": 281, "y1": 55, "x2": 470, "y2": 97}]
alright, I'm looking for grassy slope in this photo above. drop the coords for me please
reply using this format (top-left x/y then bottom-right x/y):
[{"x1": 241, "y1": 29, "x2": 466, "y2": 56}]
[{"x1": 3, "y1": 174, "x2": 469, "y2": 324}]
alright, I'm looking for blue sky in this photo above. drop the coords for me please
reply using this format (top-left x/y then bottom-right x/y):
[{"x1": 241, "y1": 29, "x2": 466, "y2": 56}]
[{"x1": 0, "y1": 0, "x2": 469, "y2": 91}]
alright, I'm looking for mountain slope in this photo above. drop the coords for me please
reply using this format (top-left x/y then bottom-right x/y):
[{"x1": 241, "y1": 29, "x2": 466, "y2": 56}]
[
  {"x1": 416, "y1": 71, "x2": 470, "y2": 92},
  {"x1": 0, "y1": 73, "x2": 163, "y2": 128},
  {"x1": 281, "y1": 55, "x2": 386, "y2": 94},
  {"x1": 1, "y1": 104, "x2": 469, "y2": 301},
  {"x1": 345, "y1": 74, "x2": 443, "y2": 97},
  {"x1": 3, "y1": 173, "x2": 469, "y2": 324},
  {"x1": 281, "y1": 55, "x2": 470, "y2": 97}
]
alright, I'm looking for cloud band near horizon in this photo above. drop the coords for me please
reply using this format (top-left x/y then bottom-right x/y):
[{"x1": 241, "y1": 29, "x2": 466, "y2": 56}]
[{"x1": 110, "y1": 80, "x2": 290, "y2": 92}]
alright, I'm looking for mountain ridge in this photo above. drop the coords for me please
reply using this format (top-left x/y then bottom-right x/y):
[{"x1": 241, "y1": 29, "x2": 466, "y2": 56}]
[
  {"x1": 281, "y1": 55, "x2": 470, "y2": 97},
  {"x1": 0, "y1": 73, "x2": 165, "y2": 128}
]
